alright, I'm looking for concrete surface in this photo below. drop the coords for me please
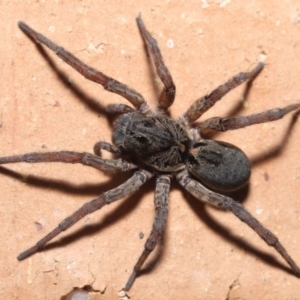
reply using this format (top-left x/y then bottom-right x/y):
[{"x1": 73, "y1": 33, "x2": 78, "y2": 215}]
[{"x1": 0, "y1": 1, "x2": 300, "y2": 299}]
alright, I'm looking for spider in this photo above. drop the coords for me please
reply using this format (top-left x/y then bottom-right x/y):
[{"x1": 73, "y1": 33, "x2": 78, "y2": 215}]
[{"x1": 1, "y1": 15, "x2": 299, "y2": 292}]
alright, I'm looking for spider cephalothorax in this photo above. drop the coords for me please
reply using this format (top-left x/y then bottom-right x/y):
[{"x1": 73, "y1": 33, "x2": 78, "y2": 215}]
[
  {"x1": 0, "y1": 15, "x2": 299, "y2": 293},
  {"x1": 113, "y1": 112, "x2": 191, "y2": 171}
]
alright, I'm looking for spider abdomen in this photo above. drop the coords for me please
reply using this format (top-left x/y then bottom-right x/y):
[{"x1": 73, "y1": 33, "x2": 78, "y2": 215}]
[{"x1": 187, "y1": 139, "x2": 251, "y2": 192}]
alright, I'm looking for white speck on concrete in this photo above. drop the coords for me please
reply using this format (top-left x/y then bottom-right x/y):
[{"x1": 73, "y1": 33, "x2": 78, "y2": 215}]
[
  {"x1": 202, "y1": 0, "x2": 210, "y2": 8},
  {"x1": 256, "y1": 208, "x2": 263, "y2": 215},
  {"x1": 260, "y1": 53, "x2": 267, "y2": 62},
  {"x1": 49, "y1": 26, "x2": 55, "y2": 33},
  {"x1": 167, "y1": 39, "x2": 174, "y2": 48},
  {"x1": 218, "y1": 0, "x2": 231, "y2": 8}
]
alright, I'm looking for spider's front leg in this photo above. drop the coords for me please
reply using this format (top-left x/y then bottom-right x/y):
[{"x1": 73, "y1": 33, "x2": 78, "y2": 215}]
[
  {"x1": 136, "y1": 16, "x2": 176, "y2": 111},
  {"x1": 18, "y1": 21, "x2": 150, "y2": 113},
  {"x1": 176, "y1": 168, "x2": 300, "y2": 277},
  {"x1": 124, "y1": 174, "x2": 171, "y2": 291},
  {"x1": 16, "y1": 169, "x2": 152, "y2": 260}
]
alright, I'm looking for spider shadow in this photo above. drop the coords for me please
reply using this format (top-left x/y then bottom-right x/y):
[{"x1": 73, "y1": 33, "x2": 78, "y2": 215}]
[
  {"x1": 183, "y1": 186, "x2": 295, "y2": 276},
  {"x1": 197, "y1": 64, "x2": 264, "y2": 138},
  {"x1": 183, "y1": 110, "x2": 299, "y2": 276},
  {"x1": 216, "y1": 68, "x2": 300, "y2": 165},
  {"x1": 0, "y1": 164, "x2": 167, "y2": 270},
  {"x1": 42, "y1": 176, "x2": 158, "y2": 252},
  {"x1": 26, "y1": 35, "x2": 111, "y2": 118},
  {"x1": 0, "y1": 166, "x2": 127, "y2": 196},
  {"x1": 250, "y1": 111, "x2": 299, "y2": 166},
  {"x1": 131, "y1": 224, "x2": 169, "y2": 280},
  {"x1": 12, "y1": 30, "x2": 168, "y2": 277},
  {"x1": 11, "y1": 32, "x2": 300, "y2": 282},
  {"x1": 182, "y1": 97, "x2": 299, "y2": 276},
  {"x1": 44, "y1": 174, "x2": 167, "y2": 280},
  {"x1": 41, "y1": 173, "x2": 168, "y2": 282},
  {"x1": 199, "y1": 66, "x2": 299, "y2": 202}
]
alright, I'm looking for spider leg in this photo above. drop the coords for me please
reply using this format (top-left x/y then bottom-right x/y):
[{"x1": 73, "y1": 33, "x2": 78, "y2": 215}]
[
  {"x1": 0, "y1": 151, "x2": 137, "y2": 172},
  {"x1": 176, "y1": 168, "x2": 300, "y2": 277},
  {"x1": 105, "y1": 103, "x2": 135, "y2": 114},
  {"x1": 181, "y1": 62, "x2": 264, "y2": 124},
  {"x1": 124, "y1": 175, "x2": 171, "y2": 291},
  {"x1": 199, "y1": 103, "x2": 300, "y2": 134},
  {"x1": 17, "y1": 169, "x2": 152, "y2": 260},
  {"x1": 136, "y1": 16, "x2": 176, "y2": 111},
  {"x1": 93, "y1": 141, "x2": 122, "y2": 156},
  {"x1": 18, "y1": 22, "x2": 150, "y2": 112}
]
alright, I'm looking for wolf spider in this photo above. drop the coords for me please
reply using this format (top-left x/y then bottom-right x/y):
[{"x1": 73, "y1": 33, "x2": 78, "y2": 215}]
[{"x1": 1, "y1": 15, "x2": 299, "y2": 292}]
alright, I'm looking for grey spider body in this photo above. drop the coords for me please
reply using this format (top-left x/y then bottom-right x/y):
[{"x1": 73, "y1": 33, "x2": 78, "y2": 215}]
[
  {"x1": 113, "y1": 111, "x2": 250, "y2": 192},
  {"x1": 0, "y1": 15, "x2": 299, "y2": 293}
]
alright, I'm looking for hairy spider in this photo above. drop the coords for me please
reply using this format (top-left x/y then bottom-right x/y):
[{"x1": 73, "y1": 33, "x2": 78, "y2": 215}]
[{"x1": 1, "y1": 15, "x2": 299, "y2": 292}]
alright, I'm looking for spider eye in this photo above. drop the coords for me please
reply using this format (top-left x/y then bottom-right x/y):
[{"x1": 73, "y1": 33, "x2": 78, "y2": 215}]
[
  {"x1": 188, "y1": 139, "x2": 251, "y2": 192},
  {"x1": 142, "y1": 121, "x2": 153, "y2": 127},
  {"x1": 136, "y1": 136, "x2": 148, "y2": 144}
]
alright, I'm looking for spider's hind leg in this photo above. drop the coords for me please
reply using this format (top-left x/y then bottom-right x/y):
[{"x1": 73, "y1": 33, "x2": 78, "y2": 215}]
[
  {"x1": 17, "y1": 169, "x2": 153, "y2": 260},
  {"x1": 176, "y1": 167, "x2": 300, "y2": 277}
]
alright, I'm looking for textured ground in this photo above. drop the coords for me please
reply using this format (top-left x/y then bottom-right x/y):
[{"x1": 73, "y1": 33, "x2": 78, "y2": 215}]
[{"x1": 1, "y1": 1, "x2": 300, "y2": 299}]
